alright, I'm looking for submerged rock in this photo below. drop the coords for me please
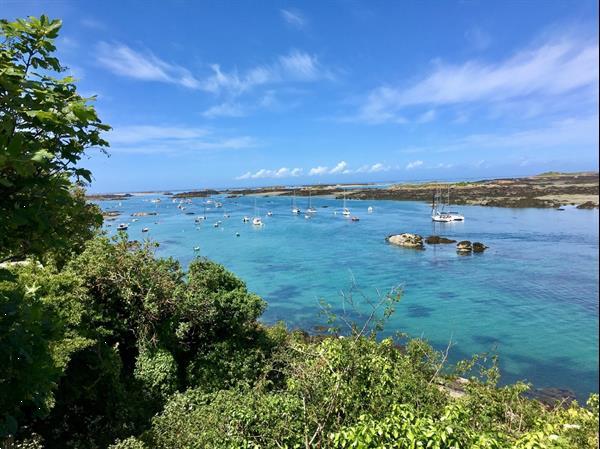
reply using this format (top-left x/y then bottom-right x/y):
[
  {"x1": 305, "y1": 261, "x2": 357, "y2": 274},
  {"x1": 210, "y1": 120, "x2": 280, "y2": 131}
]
[
  {"x1": 425, "y1": 235, "x2": 457, "y2": 244},
  {"x1": 472, "y1": 242, "x2": 488, "y2": 253},
  {"x1": 386, "y1": 233, "x2": 424, "y2": 249},
  {"x1": 456, "y1": 241, "x2": 472, "y2": 252}
]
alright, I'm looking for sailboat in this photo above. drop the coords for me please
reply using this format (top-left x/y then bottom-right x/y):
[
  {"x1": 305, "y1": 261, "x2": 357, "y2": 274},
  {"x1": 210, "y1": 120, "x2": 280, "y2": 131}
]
[
  {"x1": 445, "y1": 186, "x2": 464, "y2": 221},
  {"x1": 195, "y1": 204, "x2": 208, "y2": 222},
  {"x1": 291, "y1": 190, "x2": 300, "y2": 215},
  {"x1": 431, "y1": 188, "x2": 452, "y2": 222},
  {"x1": 252, "y1": 199, "x2": 263, "y2": 226},
  {"x1": 342, "y1": 190, "x2": 351, "y2": 216},
  {"x1": 306, "y1": 189, "x2": 317, "y2": 214}
]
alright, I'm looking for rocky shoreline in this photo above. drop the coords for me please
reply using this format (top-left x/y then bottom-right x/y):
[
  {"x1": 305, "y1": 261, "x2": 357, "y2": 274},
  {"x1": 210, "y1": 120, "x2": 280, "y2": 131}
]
[{"x1": 220, "y1": 172, "x2": 599, "y2": 209}]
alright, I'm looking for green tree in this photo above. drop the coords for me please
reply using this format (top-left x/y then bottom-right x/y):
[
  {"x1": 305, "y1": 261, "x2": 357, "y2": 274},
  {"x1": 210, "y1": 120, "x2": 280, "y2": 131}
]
[{"x1": 0, "y1": 15, "x2": 109, "y2": 264}]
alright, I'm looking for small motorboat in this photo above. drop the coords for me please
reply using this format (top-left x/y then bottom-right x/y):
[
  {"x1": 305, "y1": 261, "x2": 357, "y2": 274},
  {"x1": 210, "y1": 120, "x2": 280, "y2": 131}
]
[
  {"x1": 367, "y1": 206, "x2": 373, "y2": 213},
  {"x1": 117, "y1": 223, "x2": 128, "y2": 231},
  {"x1": 142, "y1": 227, "x2": 149, "y2": 232},
  {"x1": 242, "y1": 216, "x2": 250, "y2": 222},
  {"x1": 267, "y1": 211, "x2": 273, "y2": 216},
  {"x1": 193, "y1": 246, "x2": 200, "y2": 252},
  {"x1": 351, "y1": 216, "x2": 360, "y2": 222},
  {"x1": 235, "y1": 232, "x2": 240, "y2": 237},
  {"x1": 342, "y1": 208, "x2": 351, "y2": 217},
  {"x1": 304, "y1": 214, "x2": 312, "y2": 219},
  {"x1": 252, "y1": 217, "x2": 263, "y2": 226},
  {"x1": 131, "y1": 218, "x2": 138, "y2": 222},
  {"x1": 195, "y1": 216, "x2": 206, "y2": 222}
]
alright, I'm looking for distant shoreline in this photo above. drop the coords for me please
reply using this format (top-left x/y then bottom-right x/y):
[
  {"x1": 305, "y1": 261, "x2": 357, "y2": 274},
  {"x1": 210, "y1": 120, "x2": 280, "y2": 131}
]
[{"x1": 87, "y1": 171, "x2": 599, "y2": 209}]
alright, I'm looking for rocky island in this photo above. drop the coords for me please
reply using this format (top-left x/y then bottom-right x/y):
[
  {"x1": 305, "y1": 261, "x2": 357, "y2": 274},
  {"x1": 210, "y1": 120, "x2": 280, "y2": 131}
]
[{"x1": 221, "y1": 172, "x2": 599, "y2": 209}]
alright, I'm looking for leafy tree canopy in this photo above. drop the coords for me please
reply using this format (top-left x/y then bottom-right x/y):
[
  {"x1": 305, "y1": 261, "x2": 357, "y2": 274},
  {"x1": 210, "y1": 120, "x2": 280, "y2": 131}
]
[{"x1": 0, "y1": 15, "x2": 109, "y2": 263}]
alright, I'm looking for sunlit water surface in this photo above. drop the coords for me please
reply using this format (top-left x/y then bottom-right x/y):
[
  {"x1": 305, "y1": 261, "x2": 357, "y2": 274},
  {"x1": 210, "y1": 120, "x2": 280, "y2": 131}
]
[{"x1": 98, "y1": 194, "x2": 599, "y2": 399}]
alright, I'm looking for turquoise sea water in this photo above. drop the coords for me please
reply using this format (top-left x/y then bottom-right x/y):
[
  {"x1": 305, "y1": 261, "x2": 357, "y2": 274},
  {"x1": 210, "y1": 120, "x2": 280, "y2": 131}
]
[{"x1": 98, "y1": 193, "x2": 599, "y2": 399}]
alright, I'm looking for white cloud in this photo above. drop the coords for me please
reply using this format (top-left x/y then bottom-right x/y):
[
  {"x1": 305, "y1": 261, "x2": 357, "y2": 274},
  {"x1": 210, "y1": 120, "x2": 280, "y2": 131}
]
[
  {"x1": 202, "y1": 50, "x2": 331, "y2": 96},
  {"x1": 329, "y1": 160, "x2": 348, "y2": 174},
  {"x1": 97, "y1": 42, "x2": 200, "y2": 89},
  {"x1": 308, "y1": 166, "x2": 329, "y2": 176},
  {"x1": 368, "y1": 163, "x2": 387, "y2": 172},
  {"x1": 236, "y1": 166, "x2": 303, "y2": 180},
  {"x1": 107, "y1": 125, "x2": 255, "y2": 154},
  {"x1": 203, "y1": 102, "x2": 245, "y2": 118},
  {"x1": 280, "y1": 8, "x2": 306, "y2": 29},
  {"x1": 406, "y1": 160, "x2": 424, "y2": 170},
  {"x1": 356, "y1": 36, "x2": 599, "y2": 123},
  {"x1": 109, "y1": 125, "x2": 208, "y2": 145}
]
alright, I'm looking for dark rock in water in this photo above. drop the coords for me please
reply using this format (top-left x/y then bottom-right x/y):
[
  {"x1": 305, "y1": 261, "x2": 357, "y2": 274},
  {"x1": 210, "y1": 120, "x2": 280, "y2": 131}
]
[
  {"x1": 524, "y1": 387, "x2": 576, "y2": 408},
  {"x1": 386, "y1": 233, "x2": 424, "y2": 249},
  {"x1": 456, "y1": 240, "x2": 472, "y2": 252},
  {"x1": 555, "y1": 207, "x2": 565, "y2": 211},
  {"x1": 425, "y1": 235, "x2": 457, "y2": 244},
  {"x1": 472, "y1": 242, "x2": 488, "y2": 253},
  {"x1": 576, "y1": 201, "x2": 598, "y2": 209}
]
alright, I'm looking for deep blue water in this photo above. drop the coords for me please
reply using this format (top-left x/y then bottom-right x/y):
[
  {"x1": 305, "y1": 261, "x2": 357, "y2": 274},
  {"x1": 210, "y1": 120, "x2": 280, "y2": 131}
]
[{"x1": 98, "y1": 193, "x2": 599, "y2": 399}]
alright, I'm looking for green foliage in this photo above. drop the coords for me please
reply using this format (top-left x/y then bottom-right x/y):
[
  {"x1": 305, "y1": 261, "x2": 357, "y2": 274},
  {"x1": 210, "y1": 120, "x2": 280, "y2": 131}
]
[
  {"x1": 0, "y1": 269, "x2": 61, "y2": 438},
  {"x1": 146, "y1": 388, "x2": 304, "y2": 448},
  {"x1": 0, "y1": 15, "x2": 109, "y2": 264},
  {"x1": 134, "y1": 347, "x2": 178, "y2": 403}
]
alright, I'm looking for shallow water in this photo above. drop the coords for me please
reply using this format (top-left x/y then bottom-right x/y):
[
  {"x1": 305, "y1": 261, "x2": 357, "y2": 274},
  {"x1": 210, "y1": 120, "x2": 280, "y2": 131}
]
[{"x1": 98, "y1": 194, "x2": 599, "y2": 399}]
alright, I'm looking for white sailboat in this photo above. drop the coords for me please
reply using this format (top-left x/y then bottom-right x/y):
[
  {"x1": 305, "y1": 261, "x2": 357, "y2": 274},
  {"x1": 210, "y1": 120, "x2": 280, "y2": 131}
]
[
  {"x1": 342, "y1": 190, "x2": 351, "y2": 216},
  {"x1": 291, "y1": 190, "x2": 300, "y2": 215},
  {"x1": 252, "y1": 199, "x2": 263, "y2": 226},
  {"x1": 445, "y1": 186, "x2": 464, "y2": 221},
  {"x1": 306, "y1": 189, "x2": 317, "y2": 214},
  {"x1": 431, "y1": 188, "x2": 452, "y2": 222}
]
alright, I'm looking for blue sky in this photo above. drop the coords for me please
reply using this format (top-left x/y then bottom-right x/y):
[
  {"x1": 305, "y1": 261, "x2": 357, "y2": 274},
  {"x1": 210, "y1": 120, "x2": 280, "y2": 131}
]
[{"x1": 4, "y1": 1, "x2": 599, "y2": 192}]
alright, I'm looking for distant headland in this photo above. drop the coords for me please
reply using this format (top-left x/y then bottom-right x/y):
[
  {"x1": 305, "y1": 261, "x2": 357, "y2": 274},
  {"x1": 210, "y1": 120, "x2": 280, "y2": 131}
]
[{"x1": 88, "y1": 171, "x2": 599, "y2": 209}]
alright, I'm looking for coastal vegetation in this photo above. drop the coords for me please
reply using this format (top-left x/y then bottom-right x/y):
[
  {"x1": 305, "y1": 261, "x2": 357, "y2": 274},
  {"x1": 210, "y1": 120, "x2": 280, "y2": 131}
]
[{"x1": 1, "y1": 16, "x2": 598, "y2": 449}]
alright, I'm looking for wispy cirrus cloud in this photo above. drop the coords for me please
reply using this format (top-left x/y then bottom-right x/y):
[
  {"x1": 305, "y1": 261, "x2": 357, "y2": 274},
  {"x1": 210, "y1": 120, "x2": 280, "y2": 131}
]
[
  {"x1": 354, "y1": 35, "x2": 599, "y2": 124},
  {"x1": 97, "y1": 42, "x2": 201, "y2": 89},
  {"x1": 202, "y1": 50, "x2": 333, "y2": 96},
  {"x1": 280, "y1": 8, "x2": 307, "y2": 30},
  {"x1": 107, "y1": 125, "x2": 256, "y2": 154},
  {"x1": 202, "y1": 102, "x2": 246, "y2": 118}
]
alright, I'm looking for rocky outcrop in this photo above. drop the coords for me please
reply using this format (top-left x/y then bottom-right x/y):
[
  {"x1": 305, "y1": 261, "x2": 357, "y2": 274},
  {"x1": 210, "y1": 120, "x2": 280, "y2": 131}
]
[
  {"x1": 472, "y1": 242, "x2": 488, "y2": 253},
  {"x1": 456, "y1": 241, "x2": 472, "y2": 253},
  {"x1": 576, "y1": 201, "x2": 598, "y2": 209},
  {"x1": 131, "y1": 211, "x2": 158, "y2": 217},
  {"x1": 386, "y1": 233, "x2": 424, "y2": 249},
  {"x1": 425, "y1": 235, "x2": 457, "y2": 244},
  {"x1": 456, "y1": 241, "x2": 488, "y2": 253},
  {"x1": 86, "y1": 193, "x2": 132, "y2": 201}
]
